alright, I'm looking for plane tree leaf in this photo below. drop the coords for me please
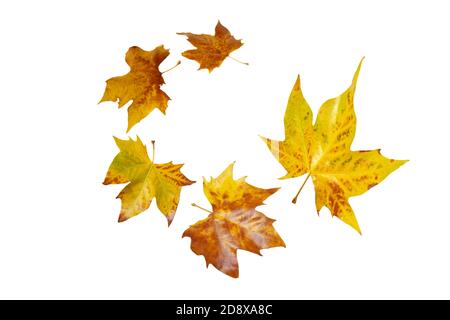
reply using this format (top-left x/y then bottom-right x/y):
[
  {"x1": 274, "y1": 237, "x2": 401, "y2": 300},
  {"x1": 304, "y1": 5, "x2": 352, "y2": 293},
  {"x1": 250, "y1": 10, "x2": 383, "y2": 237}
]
[
  {"x1": 261, "y1": 59, "x2": 407, "y2": 234},
  {"x1": 178, "y1": 21, "x2": 244, "y2": 72},
  {"x1": 103, "y1": 137, "x2": 194, "y2": 225},
  {"x1": 100, "y1": 45, "x2": 171, "y2": 132},
  {"x1": 184, "y1": 163, "x2": 285, "y2": 278}
]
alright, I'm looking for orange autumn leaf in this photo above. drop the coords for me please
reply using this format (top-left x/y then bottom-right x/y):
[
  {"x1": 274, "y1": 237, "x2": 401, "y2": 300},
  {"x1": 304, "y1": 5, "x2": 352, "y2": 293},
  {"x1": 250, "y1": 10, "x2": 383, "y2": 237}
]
[
  {"x1": 103, "y1": 136, "x2": 194, "y2": 225},
  {"x1": 100, "y1": 45, "x2": 172, "y2": 133},
  {"x1": 183, "y1": 163, "x2": 285, "y2": 278},
  {"x1": 177, "y1": 21, "x2": 244, "y2": 72}
]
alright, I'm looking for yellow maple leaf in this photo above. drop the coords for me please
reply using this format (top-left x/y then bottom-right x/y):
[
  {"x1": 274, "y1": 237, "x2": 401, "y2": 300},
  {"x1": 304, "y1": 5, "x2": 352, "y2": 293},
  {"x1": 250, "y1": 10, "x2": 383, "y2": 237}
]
[
  {"x1": 261, "y1": 59, "x2": 407, "y2": 234},
  {"x1": 100, "y1": 45, "x2": 173, "y2": 132},
  {"x1": 184, "y1": 163, "x2": 285, "y2": 278},
  {"x1": 177, "y1": 21, "x2": 246, "y2": 72},
  {"x1": 103, "y1": 137, "x2": 194, "y2": 225}
]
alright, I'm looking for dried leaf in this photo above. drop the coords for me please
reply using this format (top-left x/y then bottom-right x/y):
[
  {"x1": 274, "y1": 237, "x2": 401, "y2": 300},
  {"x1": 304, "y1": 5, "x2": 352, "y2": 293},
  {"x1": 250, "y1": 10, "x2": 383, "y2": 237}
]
[
  {"x1": 178, "y1": 21, "x2": 243, "y2": 72},
  {"x1": 100, "y1": 45, "x2": 170, "y2": 132},
  {"x1": 103, "y1": 137, "x2": 194, "y2": 225},
  {"x1": 261, "y1": 59, "x2": 407, "y2": 233},
  {"x1": 184, "y1": 163, "x2": 285, "y2": 278}
]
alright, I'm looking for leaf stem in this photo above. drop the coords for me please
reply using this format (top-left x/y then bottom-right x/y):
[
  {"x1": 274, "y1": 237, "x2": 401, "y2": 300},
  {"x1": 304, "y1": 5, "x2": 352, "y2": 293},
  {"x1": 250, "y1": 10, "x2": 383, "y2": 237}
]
[
  {"x1": 161, "y1": 60, "x2": 181, "y2": 74},
  {"x1": 228, "y1": 55, "x2": 249, "y2": 66},
  {"x1": 292, "y1": 173, "x2": 311, "y2": 204},
  {"x1": 151, "y1": 140, "x2": 155, "y2": 163},
  {"x1": 191, "y1": 203, "x2": 213, "y2": 214}
]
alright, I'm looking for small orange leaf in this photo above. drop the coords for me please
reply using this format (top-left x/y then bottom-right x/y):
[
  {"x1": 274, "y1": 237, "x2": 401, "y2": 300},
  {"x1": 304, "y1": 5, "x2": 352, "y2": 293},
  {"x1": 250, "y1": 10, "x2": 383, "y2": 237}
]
[
  {"x1": 184, "y1": 163, "x2": 285, "y2": 278},
  {"x1": 178, "y1": 21, "x2": 244, "y2": 72},
  {"x1": 100, "y1": 45, "x2": 171, "y2": 132}
]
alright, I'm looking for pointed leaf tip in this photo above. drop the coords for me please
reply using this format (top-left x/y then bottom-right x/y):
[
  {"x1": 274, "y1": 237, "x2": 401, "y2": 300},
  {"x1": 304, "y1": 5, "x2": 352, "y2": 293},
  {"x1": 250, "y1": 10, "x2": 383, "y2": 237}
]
[
  {"x1": 352, "y1": 57, "x2": 365, "y2": 87},
  {"x1": 293, "y1": 75, "x2": 301, "y2": 91}
]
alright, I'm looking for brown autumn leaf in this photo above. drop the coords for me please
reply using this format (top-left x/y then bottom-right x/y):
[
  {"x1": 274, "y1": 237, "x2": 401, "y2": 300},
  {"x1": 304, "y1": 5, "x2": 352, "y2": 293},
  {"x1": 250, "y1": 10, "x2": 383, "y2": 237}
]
[
  {"x1": 183, "y1": 163, "x2": 285, "y2": 278},
  {"x1": 100, "y1": 45, "x2": 173, "y2": 133},
  {"x1": 177, "y1": 21, "x2": 244, "y2": 72},
  {"x1": 103, "y1": 136, "x2": 194, "y2": 225}
]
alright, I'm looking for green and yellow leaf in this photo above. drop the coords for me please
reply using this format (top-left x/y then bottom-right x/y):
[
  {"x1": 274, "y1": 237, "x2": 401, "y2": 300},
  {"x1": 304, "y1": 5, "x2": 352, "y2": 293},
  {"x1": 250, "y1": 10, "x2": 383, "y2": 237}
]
[
  {"x1": 262, "y1": 58, "x2": 407, "y2": 233},
  {"x1": 103, "y1": 137, "x2": 194, "y2": 225}
]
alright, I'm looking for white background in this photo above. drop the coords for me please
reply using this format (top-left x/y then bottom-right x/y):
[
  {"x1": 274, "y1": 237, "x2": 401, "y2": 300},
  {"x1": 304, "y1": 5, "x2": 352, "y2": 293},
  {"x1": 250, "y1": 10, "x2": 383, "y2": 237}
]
[{"x1": 0, "y1": 0, "x2": 448, "y2": 299}]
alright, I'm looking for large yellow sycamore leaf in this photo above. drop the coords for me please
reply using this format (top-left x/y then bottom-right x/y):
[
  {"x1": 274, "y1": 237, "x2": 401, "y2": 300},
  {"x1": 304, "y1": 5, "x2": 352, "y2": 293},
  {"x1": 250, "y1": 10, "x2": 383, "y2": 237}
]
[
  {"x1": 177, "y1": 21, "x2": 244, "y2": 72},
  {"x1": 103, "y1": 136, "x2": 194, "y2": 225},
  {"x1": 183, "y1": 163, "x2": 285, "y2": 278},
  {"x1": 100, "y1": 45, "x2": 171, "y2": 133},
  {"x1": 261, "y1": 59, "x2": 407, "y2": 234}
]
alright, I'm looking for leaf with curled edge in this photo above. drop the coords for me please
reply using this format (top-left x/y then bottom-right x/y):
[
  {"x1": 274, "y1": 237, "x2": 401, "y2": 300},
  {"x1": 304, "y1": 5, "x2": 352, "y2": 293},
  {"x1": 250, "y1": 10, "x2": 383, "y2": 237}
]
[
  {"x1": 261, "y1": 58, "x2": 408, "y2": 234},
  {"x1": 100, "y1": 45, "x2": 172, "y2": 133},
  {"x1": 103, "y1": 136, "x2": 194, "y2": 225},
  {"x1": 177, "y1": 21, "x2": 245, "y2": 72},
  {"x1": 183, "y1": 163, "x2": 285, "y2": 278}
]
